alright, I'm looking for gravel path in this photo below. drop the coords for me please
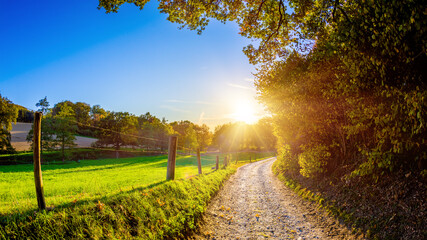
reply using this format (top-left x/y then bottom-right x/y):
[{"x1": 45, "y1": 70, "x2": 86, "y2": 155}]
[{"x1": 193, "y1": 158, "x2": 363, "y2": 239}]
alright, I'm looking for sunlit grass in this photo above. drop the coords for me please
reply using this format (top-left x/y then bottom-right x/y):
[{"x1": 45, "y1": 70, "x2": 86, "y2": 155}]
[
  {"x1": 0, "y1": 152, "x2": 274, "y2": 214},
  {"x1": 0, "y1": 154, "x2": 213, "y2": 214}
]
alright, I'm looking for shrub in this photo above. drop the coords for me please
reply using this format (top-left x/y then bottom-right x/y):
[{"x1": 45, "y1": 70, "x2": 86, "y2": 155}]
[
  {"x1": 275, "y1": 145, "x2": 299, "y2": 176},
  {"x1": 298, "y1": 145, "x2": 331, "y2": 178}
]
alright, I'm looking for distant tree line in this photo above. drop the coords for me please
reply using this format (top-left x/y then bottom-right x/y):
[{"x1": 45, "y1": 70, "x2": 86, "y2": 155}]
[
  {"x1": 0, "y1": 97, "x2": 273, "y2": 160},
  {"x1": 1, "y1": 95, "x2": 277, "y2": 158}
]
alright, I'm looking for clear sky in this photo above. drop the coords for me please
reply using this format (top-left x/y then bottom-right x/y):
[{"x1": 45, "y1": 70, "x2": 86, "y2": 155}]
[{"x1": 0, "y1": 0, "x2": 265, "y2": 129}]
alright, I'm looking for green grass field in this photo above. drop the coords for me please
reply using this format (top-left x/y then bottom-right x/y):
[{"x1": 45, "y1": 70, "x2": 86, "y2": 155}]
[{"x1": 0, "y1": 152, "x2": 274, "y2": 215}]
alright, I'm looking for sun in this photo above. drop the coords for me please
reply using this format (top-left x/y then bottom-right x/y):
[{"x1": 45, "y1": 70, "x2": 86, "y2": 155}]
[{"x1": 232, "y1": 103, "x2": 259, "y2": 124}]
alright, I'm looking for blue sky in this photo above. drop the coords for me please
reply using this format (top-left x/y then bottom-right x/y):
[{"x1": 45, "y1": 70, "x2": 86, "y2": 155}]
[{"x1": 0, "y1": 0, "x2": 265, "y2": 128}]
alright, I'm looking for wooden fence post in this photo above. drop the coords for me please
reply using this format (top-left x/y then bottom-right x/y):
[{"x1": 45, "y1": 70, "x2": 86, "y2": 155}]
[
  {"x1": 167, "y1": 136, "x2": 178, "y2": 180},
  {"x1": 224, "y1": 156, "x2": 227, "y2": 168},
  {"x1": 197, "y1": 148, "x2": 202, "y2": 175},
  {"x1": 216, "y1": 155, "x2": 219, "y2": 170},
  {"x1": 250, "y1": 156, "x2": 251, "y2": 163},
  {"x1": 33, "y1": 112, "x2": 46, "y2": 210},
  {"x1": 236, "y1": 153, "x2": 238, "y2": 164}
]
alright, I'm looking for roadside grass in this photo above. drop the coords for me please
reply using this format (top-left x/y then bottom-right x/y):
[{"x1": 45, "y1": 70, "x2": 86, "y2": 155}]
[
  {"x1": 0, "y1": 152, "x2": 275, "y2": 239},
  {"x1": 0, "y1": 152, "x2": 275, "y2": 215},
  {"x1": 0, "y1": 168, "x2": 236, "y2": 239},
  {"x1": 0, "y1": 154, "x2": 212, "y2": 214}
]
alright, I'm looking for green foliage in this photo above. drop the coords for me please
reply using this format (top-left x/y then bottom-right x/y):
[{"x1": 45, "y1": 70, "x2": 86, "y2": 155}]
[
  {"x1": 0, "y1": 95, "x2": 18, "y2": 153},
  {"x1": 16, "y1": 108, "x2": 34, "y2": 123},
  {"x1": 194, "y1": 124, "x2": 212, "y2": 151},
  {"x1": 170, "y1": 120, "x2": 213, "y2": 152},
  {"x1": 0, "y1": 166, "x2": 236, "y2": 239},
  {"x1": 138, "y1": 112, "x2": 173, "y2": 151},
  {"x1": 275, "y1": 144, "x2": 299, "y2": 176},
  {"x1": 96, "y1": 111, "x2": 138, "y2": 150},
  {"x1": 26, "y1": 102, "x2": 77, "y2": 160},
  {"x1": 35, "y1": 96, "x2": 49, "y2": 114},
  {"x1": 298, "y1": 145, "x2": 330, "y2": 178}
]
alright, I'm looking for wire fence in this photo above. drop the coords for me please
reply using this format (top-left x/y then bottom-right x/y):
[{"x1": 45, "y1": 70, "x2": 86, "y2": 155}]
[{"x1": 1, "y1": 111, "x2": 276, "y2": 213}]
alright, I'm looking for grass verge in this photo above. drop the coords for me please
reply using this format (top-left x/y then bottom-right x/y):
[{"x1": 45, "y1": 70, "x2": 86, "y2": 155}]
[
  {"x1": 0, "y1": 152, "x2": 275, "y2": 239},
  {"x1": 272, "y1": 161, "x2": 426, "y2": 239},
  {"x1": 0, "y1": 168, "x2": 236, "y2": 239},
  {"x1": 271, "y1": 161, "x2": 366, "y2": 238}
]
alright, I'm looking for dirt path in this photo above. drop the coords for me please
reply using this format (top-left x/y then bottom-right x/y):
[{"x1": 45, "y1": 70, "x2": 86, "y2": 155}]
[{"x1": 193, "y1": 158, "x2": 362, "y2": 239}]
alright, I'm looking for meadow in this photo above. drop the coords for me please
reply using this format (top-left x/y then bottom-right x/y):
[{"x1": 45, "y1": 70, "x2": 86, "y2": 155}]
[{"x1": 0, "y1": 152, "x2": 273, "y2": 215}]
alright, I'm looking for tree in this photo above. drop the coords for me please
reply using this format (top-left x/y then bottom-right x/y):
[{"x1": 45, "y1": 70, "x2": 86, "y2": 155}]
[
  {"x1": 26, "y1": 117, "x2": 56, "y2": 152},
  {"x1": 170, "y1": 120, "x2": 198, "y2": 153},
  {"x1": 73, "y1": 102, "x2": 91, "y2": 125},
  {"x1": 72, "y1": 102, "x2": 91, "y2": 136},
  {"x1": 36, "y1": 96, "x2": 50, "y2": 115},
  {"x1": 138, "y1": 112, "x2": 173, "y2": 151},
  {"x1": 194, "y1": 124, "x2": 212, "y2": 151},
  {"x1": 17, "y1": 108, "x2": 34, "y2": 123},
  {"x1": 0, "y1": 94, "x2": 18, "y2": 153},
  {"x1": 53, "y1": 103, "x2": 77, "y2": 161},
  {"x1": 52, "y1": 100, "x2": 74, "y2": 116},
  {"x1": 28, "y1": 102, "x2": 77, "y2": 160},
  {"x1": 96, "y1": 112, "x2": 138, "y2": 150},
  {"x1": 91, "y1": 105, "x2": 107, "y2": 122}
]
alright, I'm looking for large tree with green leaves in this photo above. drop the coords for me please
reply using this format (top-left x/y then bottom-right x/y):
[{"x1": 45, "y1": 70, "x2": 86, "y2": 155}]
[
  {"x1": 52, "y1": 102, "x2": 77, "y2": 161},
  {"x1": 27, "y1": 101, "x2": 77, "y2": 160},
  {"x1": 194, "y1": 123, "x2": 212, "y2": 151},
  {"x1": 137, "y1": 112, "x2": 174, "y2": 151},
  {"x1": 0, "y1": 94, "x2": 19, "y2": 153},
  {"x1": 96, "y1": 111, "x2": 138, "y2": 150},
  {"x1": 170, "y1": 120, "x2": 198, "y2": 152}
]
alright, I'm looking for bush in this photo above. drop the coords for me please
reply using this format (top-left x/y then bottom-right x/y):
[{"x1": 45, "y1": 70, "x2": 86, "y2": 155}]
[
  {"x1": 298, "y1": 145, "x2": 331, "y2": 178},
  {"x1": 275, "y1": 145, "x2": 299, "y2": 176}
]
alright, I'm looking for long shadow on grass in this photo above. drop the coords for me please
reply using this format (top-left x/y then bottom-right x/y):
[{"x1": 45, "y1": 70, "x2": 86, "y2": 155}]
[{"x1": 0, "y1": 180, "x2": 168, "y2": 223}]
